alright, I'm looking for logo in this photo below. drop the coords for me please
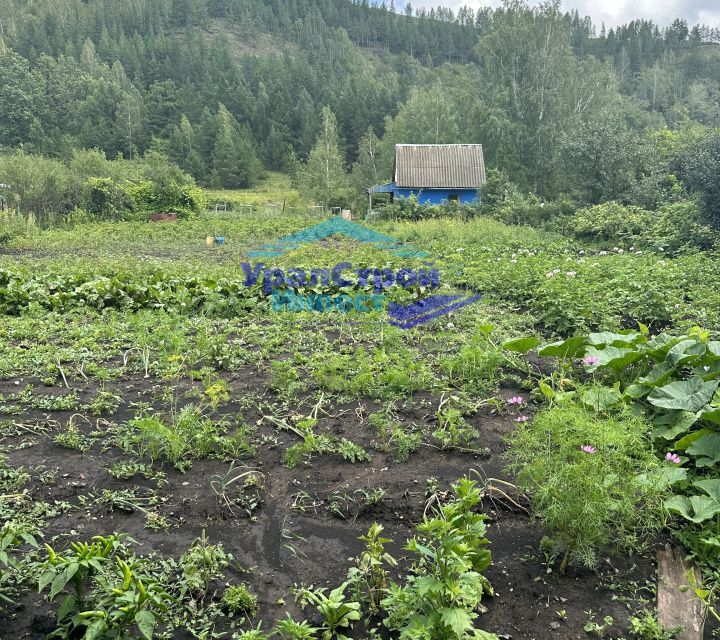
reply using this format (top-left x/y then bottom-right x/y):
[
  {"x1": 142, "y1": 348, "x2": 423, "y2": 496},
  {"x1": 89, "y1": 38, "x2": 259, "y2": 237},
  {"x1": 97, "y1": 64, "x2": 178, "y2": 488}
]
[{"x1": 246, "y1": 218, "x2": 480, "y2": 328}]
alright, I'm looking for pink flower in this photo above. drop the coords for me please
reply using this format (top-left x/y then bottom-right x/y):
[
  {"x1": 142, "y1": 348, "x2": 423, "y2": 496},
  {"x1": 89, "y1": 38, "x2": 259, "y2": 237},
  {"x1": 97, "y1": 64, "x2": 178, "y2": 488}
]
[
  {"x1": 515, "y1": 416, "x2": 530, "y2": 423},
  {"x1": 666, "y1": 452, "x2": 681, "y2": 464},
  {"x1": 583, "y1": 356, "x2": 600, "y2": 366},
  {"x1": 581, "y1": 445, "x2": 597, "y2": 454},
  {"x1": 508, "y1": 396, "x2": 524, "y2": 405}
]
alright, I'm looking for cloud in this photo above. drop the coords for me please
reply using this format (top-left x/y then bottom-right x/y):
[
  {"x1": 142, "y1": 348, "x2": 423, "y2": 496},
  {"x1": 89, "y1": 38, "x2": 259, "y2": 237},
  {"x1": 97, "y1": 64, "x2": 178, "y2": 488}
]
[{"x1": 407, "y1": 0, "x2": 720, "y2": 28}]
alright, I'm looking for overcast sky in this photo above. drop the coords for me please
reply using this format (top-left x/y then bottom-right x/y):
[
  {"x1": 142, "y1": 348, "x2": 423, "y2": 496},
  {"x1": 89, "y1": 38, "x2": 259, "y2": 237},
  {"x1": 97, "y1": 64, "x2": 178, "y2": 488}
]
[{"x1": 410, "y1": 1, "x2": 720, "y2": 29}]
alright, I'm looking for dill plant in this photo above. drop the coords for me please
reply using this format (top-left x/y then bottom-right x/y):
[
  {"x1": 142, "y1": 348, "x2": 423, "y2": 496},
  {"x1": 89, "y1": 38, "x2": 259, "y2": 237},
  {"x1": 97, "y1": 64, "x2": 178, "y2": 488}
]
[{"x1": 506, "y1": 404, "x2": 667, "y2": 572}]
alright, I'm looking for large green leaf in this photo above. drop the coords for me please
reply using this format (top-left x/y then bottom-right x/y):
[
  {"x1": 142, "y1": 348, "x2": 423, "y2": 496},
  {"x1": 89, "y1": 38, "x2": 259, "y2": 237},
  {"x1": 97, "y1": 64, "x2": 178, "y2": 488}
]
[
  {"x1": 624, "y1": 383, "x2": 653, "y2": 399},
  {"x1": 665, "y1": 495, "x2": 720, "y2": 523},
  {"x1": 694, "y1": 479, "x2": 720, "y2": 503},
  {"x1": 587, "y1": 331, "x2": 642, "y2": 347},
  {"x1": 636, "y1": 466, "x2": 687, "y2": 489},
  {"x1": 439, "y1": 607, "x2": 474, "y2": 637},
  {"x1": 699, "y1": 407, "x2": 720, "y2": 426},
  {"x1": 538, "y1": 336, "x2": 586, "y2": 359},
  {"x1": 645, "y1": 334, "x2": 683, "y2": 359},
  {"x1": 135, "y1": 611, "x2": 156, "y2": 640},
  {"x1": 651, "y1": 410, "x2": 697, "y2": 440},
  {"x1": 647, "y1": 377, "x2": 719, "y2": 412},
  {"x1": 686, "y1": 433, "x2": 720, "y2": 467},
  {"x1": 502, "y1": 336, "x2": 541, "y2": 354},
  {"x1": 585, "y1": 345, "x2": 643, "y2": 372},
  {"x1": 675, "y1": 428, "x2": 712, "y2": 451},
  {"x1": 666, "y1": 339, "x2": 706, "y2": 367},
  {"x1": 638, "y1": 361, "x2": 675, "y2": 387},
  {"x1": 707, "y1": 341, "x2": 720, "y2": 358},
  {"x1": 581, "y1": 387, "x2": 622, "y2": 412}
]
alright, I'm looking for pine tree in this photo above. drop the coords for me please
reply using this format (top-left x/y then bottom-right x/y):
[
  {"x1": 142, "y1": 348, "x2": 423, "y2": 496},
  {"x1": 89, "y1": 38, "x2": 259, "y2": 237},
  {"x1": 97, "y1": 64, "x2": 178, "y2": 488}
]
[
  {"x1": 211, "y1": 105, "x2": 262, "y2": 188},
  {"x1": 167, "y1": 115, "x2": 205, "y2": 180}
]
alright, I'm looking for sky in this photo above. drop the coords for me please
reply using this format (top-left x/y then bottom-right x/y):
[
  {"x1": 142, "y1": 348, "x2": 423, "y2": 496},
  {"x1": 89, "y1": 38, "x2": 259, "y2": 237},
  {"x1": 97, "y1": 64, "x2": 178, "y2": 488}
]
[{"x1": 410, "y1": 0, "x2": 720, "y2": 29}]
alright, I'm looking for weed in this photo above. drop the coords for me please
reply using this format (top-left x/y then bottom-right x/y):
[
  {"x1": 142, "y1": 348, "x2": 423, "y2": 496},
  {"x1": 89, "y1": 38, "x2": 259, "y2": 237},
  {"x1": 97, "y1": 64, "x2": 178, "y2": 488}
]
[
  {"x1": 433, "y1": 407, "x2": 478, "y2": 451},
  {"x1": 583, "y1": 611, "x2": 614, "y2": 638},
  {"x1": 54, "y1": 424, "x2": 92, "y2": 453},
  {"x1": 179, "y1": 531, "x2": 231, "y2": 597},
  {"x1": 629, "y1": 610, "x2": 682, "y2": 639},
  {"x1": 221, "y1": 583, "x2": 258, "y2": 617}
]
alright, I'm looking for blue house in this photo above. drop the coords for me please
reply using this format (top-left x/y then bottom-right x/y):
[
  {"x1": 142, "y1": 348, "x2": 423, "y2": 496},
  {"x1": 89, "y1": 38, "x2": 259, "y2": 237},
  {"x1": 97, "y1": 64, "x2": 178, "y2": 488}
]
[{"x1": 368, "y1": 144, "x2": 486, "y2": 211}]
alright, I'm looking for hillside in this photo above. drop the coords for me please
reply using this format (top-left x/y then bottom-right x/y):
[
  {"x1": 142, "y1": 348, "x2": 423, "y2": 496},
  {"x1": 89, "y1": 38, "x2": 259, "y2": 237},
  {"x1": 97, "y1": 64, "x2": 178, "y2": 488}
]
[{"x1": 0, "y1": 0, "x2": 719, "y2": 210}]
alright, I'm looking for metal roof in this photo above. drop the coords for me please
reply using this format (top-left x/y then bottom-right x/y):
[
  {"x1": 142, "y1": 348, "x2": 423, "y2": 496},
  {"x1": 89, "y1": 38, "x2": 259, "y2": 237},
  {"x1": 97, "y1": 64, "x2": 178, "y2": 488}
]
[{"x1": 393, "y1": 144, "x2": 486, "y2": 189}]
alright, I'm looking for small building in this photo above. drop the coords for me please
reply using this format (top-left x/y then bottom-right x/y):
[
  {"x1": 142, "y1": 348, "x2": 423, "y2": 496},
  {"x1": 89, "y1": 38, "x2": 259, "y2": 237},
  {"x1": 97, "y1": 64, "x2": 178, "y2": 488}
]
[{"x1": 369, "y1": 144, "x2": 486, "y2": 211}]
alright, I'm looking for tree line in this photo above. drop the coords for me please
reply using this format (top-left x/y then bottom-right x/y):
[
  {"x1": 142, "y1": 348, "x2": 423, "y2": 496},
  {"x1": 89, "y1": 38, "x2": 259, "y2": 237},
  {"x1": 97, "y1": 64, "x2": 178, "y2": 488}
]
[{"x1": 0, "y1": 0, "x2": 719, "y2": 223}]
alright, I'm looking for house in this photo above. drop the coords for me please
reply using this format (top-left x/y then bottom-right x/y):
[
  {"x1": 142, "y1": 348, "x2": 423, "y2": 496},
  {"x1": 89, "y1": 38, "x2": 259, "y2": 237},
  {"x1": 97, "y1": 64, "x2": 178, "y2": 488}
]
[{"x1": 368, "y1": 144, "x2": 486, "y2": 211}]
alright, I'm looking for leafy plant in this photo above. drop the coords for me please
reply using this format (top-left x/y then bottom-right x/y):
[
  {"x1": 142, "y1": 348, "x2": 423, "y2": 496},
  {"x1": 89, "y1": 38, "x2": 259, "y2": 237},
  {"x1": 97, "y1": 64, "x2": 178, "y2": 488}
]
[
  {"x1": 273, "y1": 614, "x2": 320, "y2": 639},
  {"x1": 39, "y1": 534, "x2": 172, "y2": 640},
  {"x1": 381, "y1": 478, "x2": 496, "y2": 640},
  {"x1": 506, "y1": 405, "x2": 667, "y2": 572},
  {"x1": 294, "y1": 581, "x2": 361, "y2": 640},
  {"x1": 221, "y1": 583, "x2": 258, "y2": 618},
  {"x1": 347, "y1": 523, "x2": 397, "y2": 616},
  {"x1": 583, "y1": 611, "x2": 614, "y2": 638},
  {"x1": 433, "y1": 407, "x2": 478, "y2": 451},
  {"x1": 0, "y1": 521, "x2": 38, "y2": 605},
  {"x1": 628, "y1": 610, "x2": 682, "y2": 639},
  {"x1": 179, "y1": 531, "x2": 231, "y2": 597}
]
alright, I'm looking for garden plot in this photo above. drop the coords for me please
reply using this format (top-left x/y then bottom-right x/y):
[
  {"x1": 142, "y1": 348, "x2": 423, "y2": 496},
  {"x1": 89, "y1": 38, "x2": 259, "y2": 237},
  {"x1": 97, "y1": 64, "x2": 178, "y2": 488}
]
[{"x1": 0, "y1": 213, "x2": 718, "y2": 640}]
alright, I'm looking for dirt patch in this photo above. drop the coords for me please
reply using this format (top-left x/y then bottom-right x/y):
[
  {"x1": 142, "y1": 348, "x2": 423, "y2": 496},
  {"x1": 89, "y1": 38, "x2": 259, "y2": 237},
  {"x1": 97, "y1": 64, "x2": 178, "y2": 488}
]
[{"x1": 0, "y1": 376, "x2": 660, "y2": 639}]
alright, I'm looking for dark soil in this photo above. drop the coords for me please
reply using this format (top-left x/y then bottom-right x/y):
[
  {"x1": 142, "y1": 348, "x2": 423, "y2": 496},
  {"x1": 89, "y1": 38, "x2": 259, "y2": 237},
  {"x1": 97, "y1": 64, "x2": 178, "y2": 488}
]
[{"x1": 0, "y1": 371, "x2": 665, "y2": 639}]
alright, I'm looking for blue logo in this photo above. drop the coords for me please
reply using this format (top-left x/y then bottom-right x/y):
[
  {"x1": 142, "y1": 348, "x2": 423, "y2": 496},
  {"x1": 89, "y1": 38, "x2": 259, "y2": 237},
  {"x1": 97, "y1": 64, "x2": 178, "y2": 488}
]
[{"x1": 247, "y1": 218, "x2": 480, "y2": 328}]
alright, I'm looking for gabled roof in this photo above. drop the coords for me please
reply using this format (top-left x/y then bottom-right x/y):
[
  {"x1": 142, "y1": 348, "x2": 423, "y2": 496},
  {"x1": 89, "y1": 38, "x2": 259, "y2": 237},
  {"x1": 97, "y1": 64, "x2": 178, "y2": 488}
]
[{"x1": 393, "y1": 144, "x2": 486, "y2": 189}]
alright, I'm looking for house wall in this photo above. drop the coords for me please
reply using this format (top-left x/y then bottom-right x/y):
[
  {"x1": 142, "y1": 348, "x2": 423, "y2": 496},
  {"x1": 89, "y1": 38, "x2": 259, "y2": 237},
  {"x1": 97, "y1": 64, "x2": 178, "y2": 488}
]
[{"x1": 394, "y1": 188, "x2": 479, "y2": 205}]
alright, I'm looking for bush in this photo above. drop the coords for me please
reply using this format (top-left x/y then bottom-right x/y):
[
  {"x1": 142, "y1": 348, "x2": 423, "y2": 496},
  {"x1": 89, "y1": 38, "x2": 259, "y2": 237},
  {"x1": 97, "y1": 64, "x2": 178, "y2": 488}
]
[
  {"x1": 489, "y1": 195, "x2": 575, "y2": 228},
  {"x1": 222, "y1": 583, "x2": 258, "y2": 617},
  {"x1": 372, "y1": 194, "x2": 490, "y2": 222},
  {"x1": 0, "y1": 149, "x2": 205, "y2": 224},
  {"x1": 0, "y1": 209, "x2": 37, "y2": 244},
  {"x1": 680, "y1": 130, "x2": 720, "y2": 229},
  {"x1": 570, "y1": 200, "x2": 716, "y2": 253},
  {"x1": 571, "y1": 201, "x2": 655, "y2": 244},
  {"x1": 506, "y1": 404, "x2": 667, "y2": 572}
]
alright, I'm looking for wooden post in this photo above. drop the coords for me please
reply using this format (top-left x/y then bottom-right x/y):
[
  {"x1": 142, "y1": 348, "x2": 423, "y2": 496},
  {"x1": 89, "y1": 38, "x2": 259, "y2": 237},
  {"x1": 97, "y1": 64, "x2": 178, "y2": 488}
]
[
  {"x1": 657, "y1": 544, "x2": 704, "y2": 639},
  {"x1": 368, "y1": 190, "x2": 372, "y2": 217}
]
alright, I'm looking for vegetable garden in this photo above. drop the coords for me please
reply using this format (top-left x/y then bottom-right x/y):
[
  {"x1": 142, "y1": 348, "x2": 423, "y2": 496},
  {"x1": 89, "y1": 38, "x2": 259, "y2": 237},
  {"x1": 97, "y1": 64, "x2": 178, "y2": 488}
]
[{"x1": 1, "y1": 210, "x2": 719, "y2": 639}]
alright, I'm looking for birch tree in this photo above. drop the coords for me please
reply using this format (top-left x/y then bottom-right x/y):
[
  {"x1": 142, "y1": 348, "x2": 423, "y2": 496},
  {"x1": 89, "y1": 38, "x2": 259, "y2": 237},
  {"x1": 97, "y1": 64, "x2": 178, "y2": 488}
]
[{"x1": 298, "y1": 107, "x2": 350, "y2": 208}]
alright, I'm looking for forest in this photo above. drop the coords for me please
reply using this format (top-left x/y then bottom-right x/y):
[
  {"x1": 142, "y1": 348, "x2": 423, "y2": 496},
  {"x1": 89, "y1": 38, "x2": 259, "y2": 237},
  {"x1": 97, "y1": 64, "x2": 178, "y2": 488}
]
[{"x1": 0, "y1": 0, "x2": 719, "y2": 224}]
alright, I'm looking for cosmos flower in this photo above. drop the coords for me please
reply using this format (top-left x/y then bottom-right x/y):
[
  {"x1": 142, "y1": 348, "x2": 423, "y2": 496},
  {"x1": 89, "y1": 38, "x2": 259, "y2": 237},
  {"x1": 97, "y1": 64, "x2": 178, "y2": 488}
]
[
  {"x1": 508, "y1": 396, "x2": 524, "y2": 405},
  {"x1": 583, "y1": 355, "x2": 600, "y2": 366},
  {"x1": 666, "y1": 452, "x2": 681, "y2": 464},
  {"x1": 581, "y1": 445, "x2": 597, "y2": 454},
  {"x1": 515, "y1": 415, "x2": 530, "y2": 423}
]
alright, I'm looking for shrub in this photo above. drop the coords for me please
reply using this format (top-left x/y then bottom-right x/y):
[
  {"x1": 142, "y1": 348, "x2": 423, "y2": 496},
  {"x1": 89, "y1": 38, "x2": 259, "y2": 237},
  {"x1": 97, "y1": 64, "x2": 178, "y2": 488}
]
[
  {"x1": 506, "y1": 404, "x2": 667, "y2": 572},
  {"x1": 570, "y1": 200, "x2": 716, "y2": 253},
  {"x1": 571, "y1": 202, "x2": 655, "y2": 245},
  {"x1": 0, "y1": 149, "x2": 204, "y2": 224},
  {"x1": 0, "y1": 209, "x2": 37, "y2": 244}
]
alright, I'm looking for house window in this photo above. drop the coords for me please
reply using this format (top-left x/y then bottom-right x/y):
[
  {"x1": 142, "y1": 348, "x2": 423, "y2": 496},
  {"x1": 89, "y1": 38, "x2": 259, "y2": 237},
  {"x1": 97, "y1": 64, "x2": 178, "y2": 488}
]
[{"x1": 448, "y1": 194, "x2": 459, "y2": 202}]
